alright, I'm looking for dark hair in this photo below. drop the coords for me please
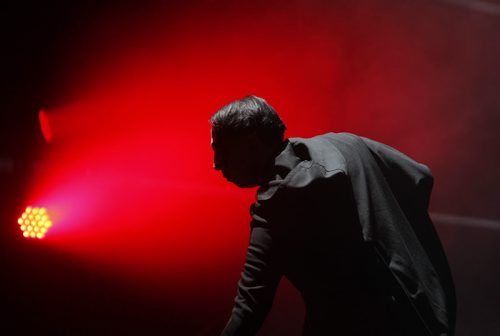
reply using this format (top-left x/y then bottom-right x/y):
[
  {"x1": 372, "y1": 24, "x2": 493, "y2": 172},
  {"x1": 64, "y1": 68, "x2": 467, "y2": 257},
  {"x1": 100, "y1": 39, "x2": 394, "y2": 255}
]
[{"x1": 210, "y1": 95, "x2": 286, "y2": 145}]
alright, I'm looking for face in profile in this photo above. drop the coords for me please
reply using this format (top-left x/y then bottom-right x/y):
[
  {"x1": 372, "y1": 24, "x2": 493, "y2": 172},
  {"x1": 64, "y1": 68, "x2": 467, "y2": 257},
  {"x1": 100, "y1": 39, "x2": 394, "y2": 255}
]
[{"x1": 211, "y1": 132, "x2": 271, "y2": 188}]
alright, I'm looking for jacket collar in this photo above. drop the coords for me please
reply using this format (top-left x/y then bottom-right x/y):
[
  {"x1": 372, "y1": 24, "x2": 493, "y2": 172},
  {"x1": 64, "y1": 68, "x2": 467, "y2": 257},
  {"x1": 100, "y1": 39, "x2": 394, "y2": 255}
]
[{"x1": 273, "y1": 139, "x2": 302, "y2": 180}]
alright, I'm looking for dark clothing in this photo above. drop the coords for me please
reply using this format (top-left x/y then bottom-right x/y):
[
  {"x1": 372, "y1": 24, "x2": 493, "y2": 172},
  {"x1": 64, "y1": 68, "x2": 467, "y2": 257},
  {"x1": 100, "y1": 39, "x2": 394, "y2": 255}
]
[{"x1": 221, "y1": 133, "x2": 456, "y2": 336}]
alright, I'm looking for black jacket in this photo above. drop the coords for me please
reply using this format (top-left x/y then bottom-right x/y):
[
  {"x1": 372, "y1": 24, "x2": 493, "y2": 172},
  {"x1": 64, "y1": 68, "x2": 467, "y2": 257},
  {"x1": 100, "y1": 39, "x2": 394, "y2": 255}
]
[{"x1": 222, "y1": 133, "x2": 456, "y2": 336}]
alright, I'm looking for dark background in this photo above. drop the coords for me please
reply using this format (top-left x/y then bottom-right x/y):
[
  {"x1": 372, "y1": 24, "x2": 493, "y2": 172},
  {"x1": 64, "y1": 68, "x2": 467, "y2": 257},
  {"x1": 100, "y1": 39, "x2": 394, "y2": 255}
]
[{"x1": 1, "y1": 0, "x2": 499, "y2": 335}]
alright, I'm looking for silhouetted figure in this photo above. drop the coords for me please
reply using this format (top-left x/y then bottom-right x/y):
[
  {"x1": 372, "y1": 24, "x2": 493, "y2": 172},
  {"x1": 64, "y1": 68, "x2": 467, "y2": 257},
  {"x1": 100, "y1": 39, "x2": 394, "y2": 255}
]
[{"x1": 211, "y1": 96, "x2": 456, "y2": 336}]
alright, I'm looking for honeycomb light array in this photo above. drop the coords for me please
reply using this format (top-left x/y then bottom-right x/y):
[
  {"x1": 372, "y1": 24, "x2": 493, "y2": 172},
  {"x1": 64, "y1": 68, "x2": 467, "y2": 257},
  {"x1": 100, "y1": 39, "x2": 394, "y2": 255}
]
[{"x1": 17, "y1": 207, "x2": 52, "y2": 239}]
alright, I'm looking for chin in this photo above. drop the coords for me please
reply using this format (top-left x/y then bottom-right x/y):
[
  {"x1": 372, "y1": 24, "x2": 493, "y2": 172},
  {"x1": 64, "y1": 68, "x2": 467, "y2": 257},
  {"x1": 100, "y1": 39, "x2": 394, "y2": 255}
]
[{"x1": 231, "y1": 179, "x2": 259, "y2": 188}]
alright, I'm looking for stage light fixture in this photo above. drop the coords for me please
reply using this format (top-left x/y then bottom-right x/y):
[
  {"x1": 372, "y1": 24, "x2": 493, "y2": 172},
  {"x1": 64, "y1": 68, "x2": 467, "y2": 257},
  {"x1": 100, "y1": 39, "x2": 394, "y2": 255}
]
[
  {"x1": 17, "y1": 207, "x2": 52, "y2": 239},
  {"x1": 38, "y1": 109, "x2": 54, "y2": 143}
]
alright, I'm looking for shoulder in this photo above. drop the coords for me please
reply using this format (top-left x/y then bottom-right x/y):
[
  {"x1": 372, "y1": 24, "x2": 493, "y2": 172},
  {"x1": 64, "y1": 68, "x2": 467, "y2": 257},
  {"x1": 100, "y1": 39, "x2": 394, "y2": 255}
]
[
  {"x1": 286, "y1": 133, "x2": 348, "y2": 184},
  {"x1": 257, "y1": 133, "x2": 348, "y2": 200},
  {"x1": 253, "y1": 164, "x2": 344, "y2": 223}
]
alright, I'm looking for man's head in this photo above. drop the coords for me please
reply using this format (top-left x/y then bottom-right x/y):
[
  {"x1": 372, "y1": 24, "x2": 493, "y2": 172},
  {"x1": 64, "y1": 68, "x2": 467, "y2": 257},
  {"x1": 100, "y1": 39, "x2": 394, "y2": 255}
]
[{"x1": 210, "y1": 95, "x2": 286, "y2": 188}]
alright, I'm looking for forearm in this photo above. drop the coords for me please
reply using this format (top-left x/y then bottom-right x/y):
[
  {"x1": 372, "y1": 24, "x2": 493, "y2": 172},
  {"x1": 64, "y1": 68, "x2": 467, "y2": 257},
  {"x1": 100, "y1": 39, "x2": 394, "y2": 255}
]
[{"x1": 220, "y1": 223, "x2": 282, "y2": 336}]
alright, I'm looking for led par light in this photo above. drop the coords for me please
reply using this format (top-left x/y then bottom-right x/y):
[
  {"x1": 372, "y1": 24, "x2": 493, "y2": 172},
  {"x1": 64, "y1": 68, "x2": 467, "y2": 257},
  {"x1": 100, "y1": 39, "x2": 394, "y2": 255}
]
[{"x1": 17, "y1": 207, "x2": 52, "y2": 239}]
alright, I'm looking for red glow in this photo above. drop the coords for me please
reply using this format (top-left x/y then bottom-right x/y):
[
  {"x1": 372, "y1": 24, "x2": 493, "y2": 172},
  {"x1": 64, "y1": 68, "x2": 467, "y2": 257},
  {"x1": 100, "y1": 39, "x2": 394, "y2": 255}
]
[
  {"x1": 25, "y1": 1, "x2": 446, "y2": 295},
  {"x1": 26, "y1": 3, "x2": 345, "y2": 291},
  {"x1": 38, "y1": 110, "x2": 54, "y2": 143}
]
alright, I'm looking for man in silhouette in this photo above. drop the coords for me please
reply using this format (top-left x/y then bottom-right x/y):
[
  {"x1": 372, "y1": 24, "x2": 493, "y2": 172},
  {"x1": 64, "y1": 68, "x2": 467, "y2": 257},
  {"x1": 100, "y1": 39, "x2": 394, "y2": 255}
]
[{"x1": 211, "y1": 96, "x2": 456, "y2": 336}]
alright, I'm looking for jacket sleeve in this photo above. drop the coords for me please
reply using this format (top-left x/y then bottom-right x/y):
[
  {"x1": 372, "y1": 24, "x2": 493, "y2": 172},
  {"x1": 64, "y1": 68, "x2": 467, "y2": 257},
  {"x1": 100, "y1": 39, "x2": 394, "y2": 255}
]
[{"x1": 221, "y1": 202, "x2": 283, "y2": 336}]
